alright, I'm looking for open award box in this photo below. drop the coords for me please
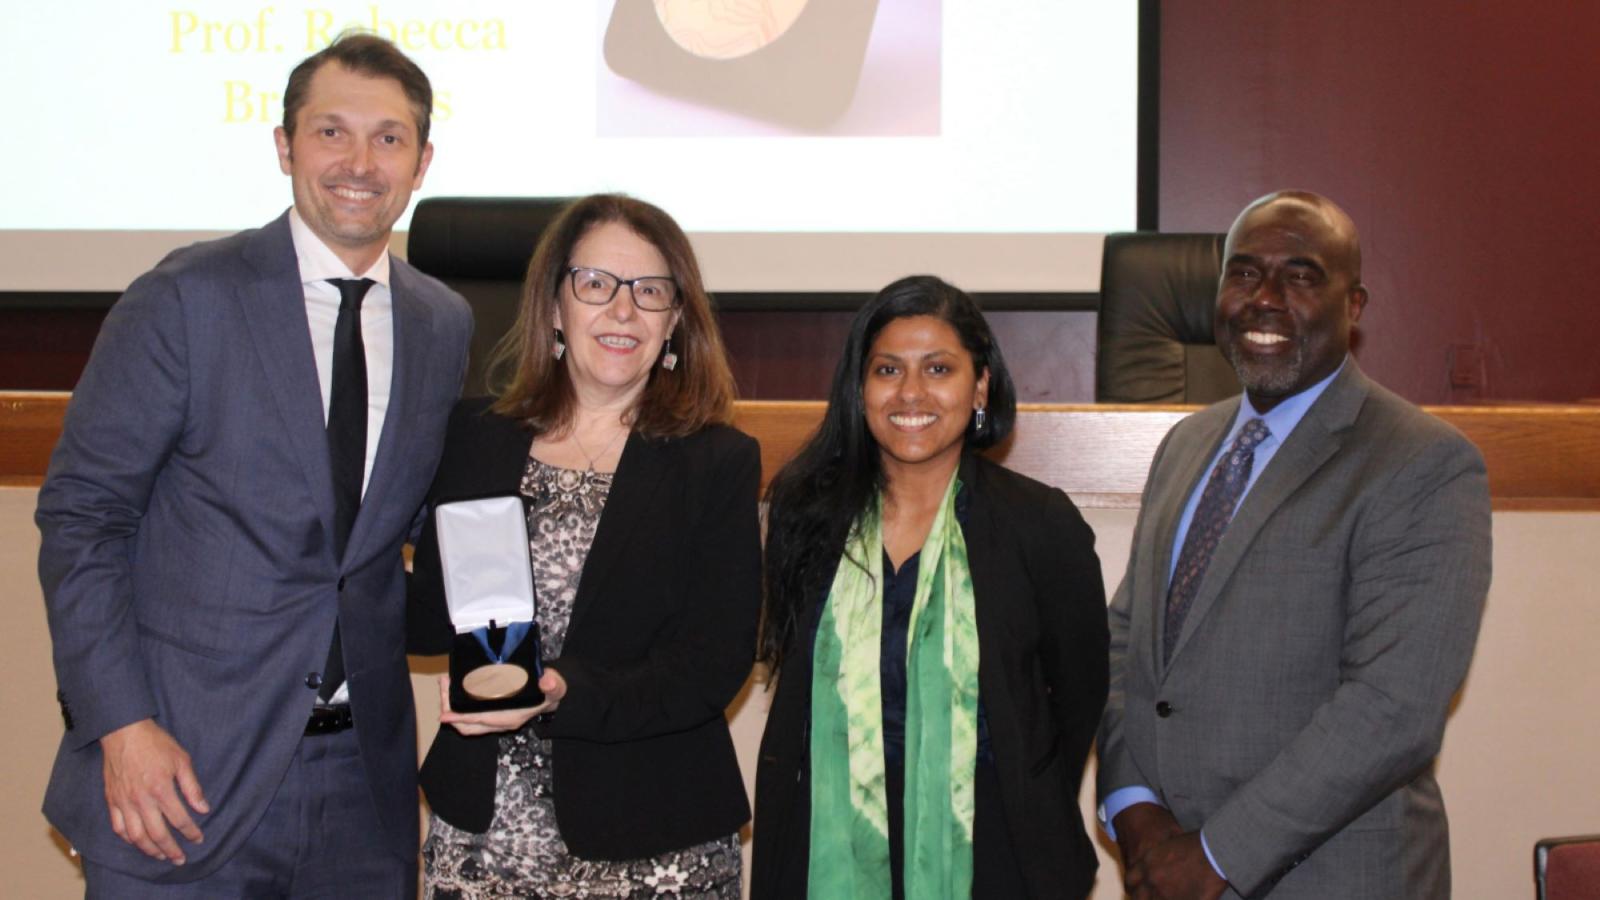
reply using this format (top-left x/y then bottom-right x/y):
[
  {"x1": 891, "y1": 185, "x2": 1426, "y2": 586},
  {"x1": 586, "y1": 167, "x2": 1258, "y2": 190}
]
[{"x1": 434, "y1": 496, "x2": 545, "y2": 713}]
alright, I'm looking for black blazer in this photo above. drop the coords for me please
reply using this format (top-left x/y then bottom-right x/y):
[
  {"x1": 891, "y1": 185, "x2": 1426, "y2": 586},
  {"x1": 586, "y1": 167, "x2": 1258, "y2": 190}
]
[
  {"x1": 409, "y1": 398, "x2": 763, "y2": 861},
  {"x1": 751, "y1": 454, "x2": 1109, "y2": 899}
]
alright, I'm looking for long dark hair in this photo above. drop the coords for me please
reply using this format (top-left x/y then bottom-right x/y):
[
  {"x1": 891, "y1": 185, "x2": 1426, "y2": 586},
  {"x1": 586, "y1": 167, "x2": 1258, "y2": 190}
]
[{"x1": 757, "y1": 275, "x2": 1017, "y2": 672}]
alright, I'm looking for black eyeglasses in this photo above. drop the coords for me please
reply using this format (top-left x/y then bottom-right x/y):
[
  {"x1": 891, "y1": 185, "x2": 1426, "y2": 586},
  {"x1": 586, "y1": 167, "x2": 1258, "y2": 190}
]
[{"x1": 566, "y1": 266, "x2": 680, "y2": 311}]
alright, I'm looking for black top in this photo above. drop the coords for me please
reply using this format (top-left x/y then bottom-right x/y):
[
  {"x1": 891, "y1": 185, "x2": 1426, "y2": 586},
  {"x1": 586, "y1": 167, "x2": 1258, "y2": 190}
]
[
  {"x1": 877, "y1": 546, "x2": 997, "y2": 767},
  {"x1": 408, "y1": 398, "x2": 764, "y2": 861},
  {"x1": 881, "y1": 550, "x2": 916, "y2": 765},
  {"x1": 878, "y1": 541, "x2": 1003, "y2": 900}
]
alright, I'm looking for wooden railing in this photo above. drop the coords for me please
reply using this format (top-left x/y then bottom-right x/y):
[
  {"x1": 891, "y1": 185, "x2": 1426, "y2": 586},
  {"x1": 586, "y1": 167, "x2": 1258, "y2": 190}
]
[{"x1": 6, "y1": 392, "x2": 1598, "y2": 510}]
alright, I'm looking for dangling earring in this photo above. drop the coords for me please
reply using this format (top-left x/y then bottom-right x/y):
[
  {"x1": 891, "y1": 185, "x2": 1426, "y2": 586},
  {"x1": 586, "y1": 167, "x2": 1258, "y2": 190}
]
[
  {"x1": 660, "y1": 334, "x2": 678, "y2": 371},
  {"x1": 973, "y1": 406, "x2": 988, "y2": 434},
  {"x1": 553, "y1": 328, "x2": 566, "y2": 361}
]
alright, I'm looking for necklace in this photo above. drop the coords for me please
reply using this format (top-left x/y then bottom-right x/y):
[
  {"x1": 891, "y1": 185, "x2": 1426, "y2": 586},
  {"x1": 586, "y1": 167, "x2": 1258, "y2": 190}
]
[{"x1": 570, "y1": 423, "x2": 628, "y2": 472}]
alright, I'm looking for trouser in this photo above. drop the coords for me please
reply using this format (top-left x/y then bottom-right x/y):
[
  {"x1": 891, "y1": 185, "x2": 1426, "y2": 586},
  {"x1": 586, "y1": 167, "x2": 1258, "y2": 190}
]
[{"x1": 83, "y1": 727, "x2": 413, "y2": 899}]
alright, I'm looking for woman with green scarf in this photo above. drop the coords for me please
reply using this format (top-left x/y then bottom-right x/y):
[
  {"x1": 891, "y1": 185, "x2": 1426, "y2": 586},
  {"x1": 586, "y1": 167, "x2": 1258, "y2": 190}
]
[{"x1": 752, "y1": 275, "x2": 1109, "y2": 899}]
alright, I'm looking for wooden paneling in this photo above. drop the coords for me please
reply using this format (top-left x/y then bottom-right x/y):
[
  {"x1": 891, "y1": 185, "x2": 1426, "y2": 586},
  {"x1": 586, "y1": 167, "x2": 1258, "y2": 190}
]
[
  {"x1": 718, "y1": 311, "x2": 854, "y2": 400},
  {"x1": 1434, "y1": 406, "x2": 1600, "y2": 510},
  {"x1": 716, "y1": 309, "x2": 1098, "y2": 402},
  {"x1": 7, "y1": 392, "x2": 1596, "y2": 509},
  {"x1": 0, "y1": 392, "x2": 67, "y2": 487},
  {"x1": 0, "y1": 304, "x2": 1099, "y2": 401},
  {"x1": 730, "y1": 402, "x2": 1193, "y2": 508},
  {"x1": 734, "y1": 402, "x2": 1600, "y2": 509},
  {"x1": 0, "y1": 308, "x2": 107, "y2": 390}
]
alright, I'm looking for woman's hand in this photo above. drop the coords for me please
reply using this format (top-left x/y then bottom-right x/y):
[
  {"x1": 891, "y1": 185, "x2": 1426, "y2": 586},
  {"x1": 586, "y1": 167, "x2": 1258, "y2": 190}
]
[{"x1": 437, "y1": 668, "x2": 570, "y2": 736}]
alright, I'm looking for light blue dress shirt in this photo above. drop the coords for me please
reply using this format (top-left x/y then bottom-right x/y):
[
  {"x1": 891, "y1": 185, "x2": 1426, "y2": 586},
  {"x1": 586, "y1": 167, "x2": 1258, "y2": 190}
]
[{"x1": 1101, "y1": 359, "x2": 1348, "y2": 880}]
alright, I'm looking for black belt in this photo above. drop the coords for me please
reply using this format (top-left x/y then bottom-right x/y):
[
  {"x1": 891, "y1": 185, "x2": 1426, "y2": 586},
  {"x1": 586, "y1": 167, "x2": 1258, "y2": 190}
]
[{"x1": 305, "y1": 704, "x2": 354, "y2": 735}]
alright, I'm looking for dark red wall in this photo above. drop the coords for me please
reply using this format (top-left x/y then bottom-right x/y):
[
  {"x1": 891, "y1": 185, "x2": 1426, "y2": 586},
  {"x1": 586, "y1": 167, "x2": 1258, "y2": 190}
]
[{"x1": 1159, "y1": 2, "x2": 1600, "y2": 403}]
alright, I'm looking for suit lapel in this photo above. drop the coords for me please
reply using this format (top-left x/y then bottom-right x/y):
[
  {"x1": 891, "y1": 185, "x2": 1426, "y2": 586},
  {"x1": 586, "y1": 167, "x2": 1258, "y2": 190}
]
[
  {"x1": 1150, "y1": 402, "x2": 1236, "y2": 681},
  {"x1": 566, "y1": 431, "x2": 670, "y2": 636},
  {"x1": 960, "y1": 458, "x2": 1014, "y2": 730},
  {"x1": 1165, "y1": 365, "x2": 1371, "y2": 666},
  {"x1": 345, "y1": 262, "x2": 435, "y2": 561},
  {"x1": 236, "y1": 213, "x2": 338, "y2": 550}
]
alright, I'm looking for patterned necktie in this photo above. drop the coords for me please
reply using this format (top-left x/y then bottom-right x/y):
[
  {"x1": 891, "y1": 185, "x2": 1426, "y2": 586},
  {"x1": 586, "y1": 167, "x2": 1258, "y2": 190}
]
[
  {"x1": 1164, "y1": 418, "x2": 1270, "y2": 664},
  {"x1": 321, "y1": 277, "x2": 373, "y2": 701}
]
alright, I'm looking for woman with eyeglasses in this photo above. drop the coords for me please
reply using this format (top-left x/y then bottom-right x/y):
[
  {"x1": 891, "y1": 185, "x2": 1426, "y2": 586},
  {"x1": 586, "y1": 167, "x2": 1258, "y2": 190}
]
[
  {"x1": 751, "y1": 275, "x2": 1109, "y2": 899},
  {"x1": 408, "y1": 194, "x2": 760, "y2": 897}
]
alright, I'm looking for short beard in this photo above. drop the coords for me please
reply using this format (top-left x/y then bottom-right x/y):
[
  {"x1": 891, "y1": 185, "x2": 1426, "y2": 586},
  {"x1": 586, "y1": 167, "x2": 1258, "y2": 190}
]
[{"x1": 1221, "y1": 335, "x2": 1304, "y2": 399}]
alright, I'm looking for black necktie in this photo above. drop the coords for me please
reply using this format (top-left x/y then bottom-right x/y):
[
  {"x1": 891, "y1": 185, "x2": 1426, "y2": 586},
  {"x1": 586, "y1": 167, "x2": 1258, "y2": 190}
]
[{"x1": 321, "y1": 277, "x2": 373, "y2": 701}]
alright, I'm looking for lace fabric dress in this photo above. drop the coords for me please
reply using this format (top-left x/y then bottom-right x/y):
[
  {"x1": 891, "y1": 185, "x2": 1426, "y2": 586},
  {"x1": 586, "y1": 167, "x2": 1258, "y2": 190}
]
[{"x1": 423, "y1": 458, "x2": 742, "y2": 899}]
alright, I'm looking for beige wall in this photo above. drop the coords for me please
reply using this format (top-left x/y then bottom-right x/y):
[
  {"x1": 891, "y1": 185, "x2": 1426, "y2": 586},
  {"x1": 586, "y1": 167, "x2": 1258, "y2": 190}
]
[{"x1": 5, "y1": 489, "x2": 1594, "y2": 898}]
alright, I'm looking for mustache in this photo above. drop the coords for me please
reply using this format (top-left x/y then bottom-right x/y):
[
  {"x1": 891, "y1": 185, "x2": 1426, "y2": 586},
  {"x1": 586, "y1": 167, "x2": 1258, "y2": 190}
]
[{"x1": 1224, "y1": 311, "x2": 1296, "y2": 335}]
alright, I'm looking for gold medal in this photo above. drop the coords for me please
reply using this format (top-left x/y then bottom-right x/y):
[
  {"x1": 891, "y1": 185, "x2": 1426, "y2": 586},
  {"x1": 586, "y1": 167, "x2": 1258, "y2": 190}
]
[
  {"x1": 461, "y1": 663, "x2": 530, "y2": 700},
  {"x1": 654, "y1": 0, "x2": 810, "y2": 60}
]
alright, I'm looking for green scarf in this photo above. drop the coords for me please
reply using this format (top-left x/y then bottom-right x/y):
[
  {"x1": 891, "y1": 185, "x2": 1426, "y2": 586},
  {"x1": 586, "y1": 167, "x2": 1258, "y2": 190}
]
[{"x1": 808, "y1": 471, "x2": 980, "y2": 899}]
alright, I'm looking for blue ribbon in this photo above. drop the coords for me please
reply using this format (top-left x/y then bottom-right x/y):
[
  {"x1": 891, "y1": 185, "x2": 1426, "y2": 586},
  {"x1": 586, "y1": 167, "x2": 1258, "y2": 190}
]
[{"x1": 471, "y1": 620, "x2": 532, "y2": 665}]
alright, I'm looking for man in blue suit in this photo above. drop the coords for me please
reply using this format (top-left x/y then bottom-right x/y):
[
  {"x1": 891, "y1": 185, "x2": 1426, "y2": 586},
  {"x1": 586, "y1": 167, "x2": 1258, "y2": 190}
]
[{"x1": 36, "y1": 33, "x2": 472, "y2": 896}]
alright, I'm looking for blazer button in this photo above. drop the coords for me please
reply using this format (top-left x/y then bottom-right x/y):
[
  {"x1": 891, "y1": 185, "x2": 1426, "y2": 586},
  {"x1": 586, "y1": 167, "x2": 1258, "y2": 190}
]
[
  {"x1": 337, "y1": 576, "x2": 347, "y2": 591},
  {"x1": 1156, "y1": 701, "x2": 1173, "y2": 718},
  {"x1": 305, "y1": 672, "x2": 323, "y2": 690}
]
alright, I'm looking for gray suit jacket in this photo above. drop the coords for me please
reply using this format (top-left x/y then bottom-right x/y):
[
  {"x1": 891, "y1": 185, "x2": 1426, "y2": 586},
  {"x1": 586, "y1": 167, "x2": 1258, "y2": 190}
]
[
  {"x1": 35, "y1": 212, "x2": 472, "y2": 882},
  {"x1": 1096, "y1": 363, "x2": 1491, "y2": 899}
]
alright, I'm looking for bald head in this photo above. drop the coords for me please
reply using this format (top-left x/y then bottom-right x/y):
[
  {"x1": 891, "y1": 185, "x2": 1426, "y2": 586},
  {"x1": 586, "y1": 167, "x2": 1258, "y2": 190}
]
[
  {"x1": 1214, "y1": 190, "x2": 1369, "y2": 412},
  {"x1": 1227, "y1": 190, "x2": 1363, "y2": 284}
]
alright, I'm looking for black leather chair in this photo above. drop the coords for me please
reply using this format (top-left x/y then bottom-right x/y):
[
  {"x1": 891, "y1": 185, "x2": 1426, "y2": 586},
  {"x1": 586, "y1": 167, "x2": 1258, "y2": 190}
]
[
  {"x1": 406, "y1": 197, "x2": 572, "y2": 396},
  {"x1": 1536, "y1": 834, "x2": 1600, "y2": 900},
  {"x1": 1095, "y1": 232, "x2": 1240, "y2": 404}
]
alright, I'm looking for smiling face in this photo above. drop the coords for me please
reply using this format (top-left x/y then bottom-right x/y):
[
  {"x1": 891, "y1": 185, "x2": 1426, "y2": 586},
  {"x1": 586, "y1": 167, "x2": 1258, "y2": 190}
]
[
  {"x1": 274, "y1": 62, "x2": 432, "y2": 273},
  {"x1": 862, "y1": 315, "x2": 990, "y2": 479},
  {"x1": 556, "y1": 220, "x2": 682, "y2": 409},
  {"x1": 1215, "y1": 194, "x2": 1368, "y2": 412}
]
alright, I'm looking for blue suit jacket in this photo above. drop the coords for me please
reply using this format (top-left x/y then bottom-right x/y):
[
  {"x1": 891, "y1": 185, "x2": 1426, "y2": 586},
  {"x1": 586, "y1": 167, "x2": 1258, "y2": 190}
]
[{"x1": 36, "y1": 212, "x2": 472, "y2": 881}]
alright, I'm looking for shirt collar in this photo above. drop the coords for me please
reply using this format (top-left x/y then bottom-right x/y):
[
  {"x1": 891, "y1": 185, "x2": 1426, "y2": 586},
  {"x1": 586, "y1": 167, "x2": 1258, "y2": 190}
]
[
  {"x1": 1231, "y1": 356, "x2": 1349, "y2": 444},
  {"x1": 287, "y1": 207, "x2": 391, "y2": 288}
]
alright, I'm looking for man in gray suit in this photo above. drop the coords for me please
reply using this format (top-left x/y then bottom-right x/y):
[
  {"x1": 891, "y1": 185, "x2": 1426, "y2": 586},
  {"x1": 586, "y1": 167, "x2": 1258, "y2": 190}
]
[
  {"x1": 1097, "y1": 191, "x2": 1490, "y2": 899},
  {"x1": 36, "y1": 33, "x2": 472, "y2": 896}
]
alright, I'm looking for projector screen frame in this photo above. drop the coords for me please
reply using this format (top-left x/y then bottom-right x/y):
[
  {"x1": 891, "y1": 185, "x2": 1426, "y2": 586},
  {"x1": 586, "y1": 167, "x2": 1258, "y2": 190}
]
[{"x1": 1137, "y1": 0, "x2": 1160, "y2": 232}]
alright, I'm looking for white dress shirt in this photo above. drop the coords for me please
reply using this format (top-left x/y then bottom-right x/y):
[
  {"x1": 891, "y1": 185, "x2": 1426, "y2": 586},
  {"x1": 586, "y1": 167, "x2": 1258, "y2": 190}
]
[
  {"x1": 288, "y1": 208, "x2": 397, "y2": 706},
  {"x1": 288, "y1": 207, "x2": 394, "y2": 497}
]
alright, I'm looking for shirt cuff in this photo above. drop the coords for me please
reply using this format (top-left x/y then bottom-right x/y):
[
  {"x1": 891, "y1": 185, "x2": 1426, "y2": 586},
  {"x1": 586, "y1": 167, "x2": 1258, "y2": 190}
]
[
  {"x1": 1200, "y1": 829, "x2": 1227, "y2": 881},
  {"x1": 1099, "y1": 786, "x2": 1164, "y2": 840}
]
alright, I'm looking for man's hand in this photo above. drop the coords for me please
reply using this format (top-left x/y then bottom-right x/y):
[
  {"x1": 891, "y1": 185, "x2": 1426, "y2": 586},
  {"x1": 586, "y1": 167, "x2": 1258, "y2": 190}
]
[
  {"x1": 1112, "y1": 802, "x2": 1184, "y2": 868},
  {"x1": 437, "y1": 667, "x2": 568, "y2": 737},
  {"x1": 100, "y1": 719, "x2": 208, "y2": 865},
  {"x1": 1125, "y1": 830, "x2": 1228, "y2": 900}
]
